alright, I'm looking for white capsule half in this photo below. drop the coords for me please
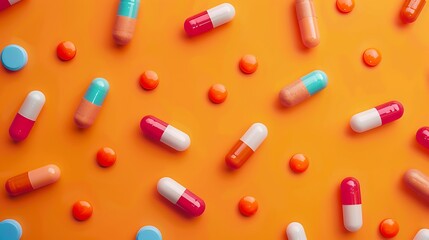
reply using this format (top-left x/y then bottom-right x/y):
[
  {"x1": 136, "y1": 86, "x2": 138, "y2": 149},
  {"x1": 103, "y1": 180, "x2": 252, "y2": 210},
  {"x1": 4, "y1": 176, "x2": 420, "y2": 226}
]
[
  {"x1": 240, "y1": 123, "x2": 268, "y2": 151},
  {"x1": 160, "y1": 125, "x2": 191, "y2": 151},
  {"x1": 157, "y1": 177, "x2": 185, "y2": 204},
  {"x1": 18, "y1": 91, "x2": 46, "y2": 121},
  {"x1": 286, "y1": 222, "x2": 307, "y2": 240},
  {"x1": 342, "y1": 205, "x2": 363, "y2": 232},
  {"x1": 414, "y1": 229, "x2": 429, "y2": 240},
  {"x1": 350, "y1": 108, "x2": 381, "y2": 133},
  {"x1": 207, "y1": 3, "x2": 236, "y2": 28}
]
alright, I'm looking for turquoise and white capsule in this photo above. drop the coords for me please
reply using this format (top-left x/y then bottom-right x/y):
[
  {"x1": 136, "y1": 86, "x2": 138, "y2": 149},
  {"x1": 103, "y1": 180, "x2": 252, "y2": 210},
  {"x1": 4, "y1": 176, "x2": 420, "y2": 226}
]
[
  {"x1": 279, "y1": 70, "x2": 328, "y2": 107},
  {"x1": 113, "y1": 0, "x2": 140, "y2": 45},
  {"x1": 74, "y1": 78, "x2": 110, "y2": 128}
]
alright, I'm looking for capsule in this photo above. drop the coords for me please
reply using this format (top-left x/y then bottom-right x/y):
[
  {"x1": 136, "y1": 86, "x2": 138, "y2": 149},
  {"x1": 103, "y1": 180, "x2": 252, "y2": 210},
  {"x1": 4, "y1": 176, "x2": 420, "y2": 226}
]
[
  {"x1": 184, "y1": 3, "x2": 235, "y2": 36},
  {"x1": 286, "y1": 222, "x2": 307, "y2": 240},
  {"x1": 140, "y1": 115, "x2": 191, "y2": 151},
  {"x1": 157, "y1": 177, "x2": 205, "y2": 217},
  {"x1": 416, "y1": 127, "x2": 429, "y2": 149},
  {"x1": 341, "y1": 177, "x2": 363, "y2": 232},
  {"x1": 414, "y1": 229, "x2": 429, "y2": 240},
  {"x1": 296, "y1": 0, "x2": 320, "y2": 48},
  {"x1": 225, "y1": 123, "x2": 268, "y2": 169},
  {"x1": 74, "y1": 78, "x2": 109, "y2": 128},
  {"x1": 350, "y1": 101, "x2": 404, "y2": 133},
  {"x1": 403, "y1": 169, "x2": 429, "y2": 203},
  {"x1": 279, "y1": 70, "x2": 328, "y2": 107},
  {"x1": 9, "y1": 91, "x2": 45, "y2": 142},
  {"x1": 113, "y1": 0, "x2": 140, "y2": 45},
  {"x1": 5, "y1": 164, "x2": 61, "y2": 197},
  {"x1": 0, "y1": 0, "x2": 22, "y2": 11},
  {"x1": 400, "y1": 0, "x2": 426, "y2": 23}
]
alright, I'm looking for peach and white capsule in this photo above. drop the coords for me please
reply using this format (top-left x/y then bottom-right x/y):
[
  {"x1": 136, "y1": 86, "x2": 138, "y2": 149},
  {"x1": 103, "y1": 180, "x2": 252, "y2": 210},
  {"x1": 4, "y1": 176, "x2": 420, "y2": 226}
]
[
  {"x1": 350, "y1": 101, "x2": 404, "y2": 133},
  {"x1": 341, "y1": 177, "x2": 363, "y2": 232},
  {"x1": 9, "y1": 91, "x2": 45, "y2": 142},
  {"x1": 286, "y1": 222, "x2": 307, "y2": 240}
]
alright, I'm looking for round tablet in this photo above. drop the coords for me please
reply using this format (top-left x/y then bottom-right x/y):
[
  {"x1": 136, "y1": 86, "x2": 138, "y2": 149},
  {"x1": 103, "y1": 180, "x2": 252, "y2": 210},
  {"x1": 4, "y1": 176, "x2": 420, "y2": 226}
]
[
  {"x1": 1, "y1": 45, "x2": 28, "y2": 71},
  {"x1": 72, "y1": 201, "x2": 93, "y2": 221},
  {"x1": 0, "y1": 219, "x2": 22, "y2": 240},
  {"x1": 363, "y1": 48, "x2": 381, "y2": 67},
  {"x1": 379, "y1": 218, "x2": 399, "y2": 238},
  {"x1": 96, "y1": 147, "x2": 116, "y2": 167},
  {"x1": 140, "y1": 71, "x2": 159, "y2": 90},
  {"x1": 238, "y1": 196, "x2": 258, "y2": 217},
  {"x1": 239, "y1": 54, "x2": 258, "y2": 74},
  {"x1": 336, "y1": 0, "x2": 354, "y2": 13},
  {"x1": 208, "y1": 84, "x2": 228, "y2": 104},
  {"x1": 57, "y1": 41, "x2": 76, "y2": 61},
  {"x1": 136, "y1": 226, "x2": 162, "y2": 240},
  {"x1": 289, "y1": 154, "x2": 309, "y2": 173}
]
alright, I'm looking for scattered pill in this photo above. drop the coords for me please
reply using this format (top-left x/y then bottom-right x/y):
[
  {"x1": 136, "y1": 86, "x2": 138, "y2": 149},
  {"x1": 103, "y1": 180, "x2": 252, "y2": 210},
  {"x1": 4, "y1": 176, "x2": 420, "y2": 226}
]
[
  {"x1": 341, "y1": 177, "x2": 363, "y2": 232},
  {"x1": 414, "y1": 229, "x2": 429, "y2": 240},
  {"x1": 74, "y1": 78, "x2": 109, "y2": 128},
  {"x1": 349, "y1": 101, "x2": 404, "y2": 133},
  {"x1": 0, "y1": 219, "x2": 22, "y2": 240},
  {"x1": 113, "y1": 0, "x2": 140, "y2": 45},
  {"x1": 9, "y1": 91, "x2": 45, "y2": 142},
  {"x1": 140, "y1": 71, "x2": 159, "y2": 90},
  {"x1": 416, "y1": 127, "x2": 429, "y2": 149},
  {"x1": 56, "y1": 41, "x2": 76, "y2": 61},
  {"x1": 363, "y1": 48, "x2": 381, "y2": 67},
  {"x1": 403, "y1": 169, "x2": 429, "y2": 203},
  {"x1": 96, "y1": 147, "x2": 116, "y2": 167},
  {"x1": 296, "y1": 0, "x2": 320, "y2": 48},
  {"x1": 184, "y1": 3, "x2": 235, "y2": 36},
  {"x1": 157, "y1": 177, "x2": 205, "y2": 217},
  {"x1": 286, "y1": 222, "x2": 307, "y2": 240},
  {"x1": 239, "y1": 55, "x2": 258, "y2": 74},
  {"x1": 400, "y1": 0, "x2": 426, "y2": 23},
  {"x1": 208, "y1": 84, "x2": 228, "y2": 104},
  {"x1": 336, "y1": 0, "x2": 355, "y2": 13},
  {"x1": 72, "y1": 201, "x2": 93, "y2": 221},
  {"x1": 279, "y1": 70, "x2": 328, "y2": 107},
  {"x1": 225, "y1": 123, "x2": 268, "y2": 169},
  {"x1": 5, "y1": 164, "x2": 60, "y2": 197},
  {"x1": 140, "y1": 115, "x2": 191, "y2": 151},
  {"x1": 379, "y1": 219, "x2": 399, "y2": 238},
  {"x1": 136, "y1": 226, "x2": 162, "y2": 240},
  {"x1": 1, "y1": 44, "x2": 28, "y2": 71},
  {"x1": 238, "y1": 196, "x2": 258, "y2": 217},
  {"x1": 0, "y1": 0, "x2": 22, "y2": 11},
  {"x1": 289, "y1": 154, "x2": 309, "y2": 173}
]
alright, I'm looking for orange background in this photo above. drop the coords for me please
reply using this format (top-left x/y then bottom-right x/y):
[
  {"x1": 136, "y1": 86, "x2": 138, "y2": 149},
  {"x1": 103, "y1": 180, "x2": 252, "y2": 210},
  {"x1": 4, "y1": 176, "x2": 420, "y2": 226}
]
[{"x1": 1, "y1": 0, "x2": 429, "y2": 239}]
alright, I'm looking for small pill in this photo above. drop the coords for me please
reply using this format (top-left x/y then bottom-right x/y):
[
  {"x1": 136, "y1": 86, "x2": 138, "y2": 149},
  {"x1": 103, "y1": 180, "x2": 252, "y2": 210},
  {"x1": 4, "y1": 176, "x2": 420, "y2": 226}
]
[
  {"x1": 136, "y1": 226, "x2": 162, "y2": 240},
  {"x1": 140, "y1": 71, "x2": 159, "y2": 90},
  {"x1": 363, "y1": 48, "x2": 381, "y2": 67},
  {"x1": 0, "y1": 219, "x2": 22, "y2": 240},
  {"x1": 72, "y1": 201, "x2": 93, "y2": 221},
  {"x1": 296, "y1": 0, "x2": 320, "y2": 48},
  {"x1": 289, "y1": 154, "x2": 309, "y2": 173},
  {"x1": 113, "y1": 0, "x2": 141, "y2": 45},
  {"x1": 416, "y1": 127, "x2": 429, "y2": 149},
  {"x1": 57, "y1": 41, "x2": 76, "y2": 61},
  {"x1": 1, "y1": 44, "x2": 28, "y2": 71},
  {"x1": 286, "y1": 222, "x2": 307, "y2": 240},
  {"x1": 238, "y1": 196, "x2": 258, "y2": 217},
  {"x1": 400, "y1": 0, "x2": 426, "y2": 23},
  {"x1": 379, "y1": 219, "x2": 399, "y2": 238},
  {"x1": 403, "y1": 169, "x2": 429, "y2": 203},
  {"x1": 184, "y1": 3, "x2": 235, "y2": 36},
  {"x1": 96, "y1": 147, "x2": 116, "y2": 167},
  {"x1": 336, "y1": 0, "x2": 355, "y2": 13},
  {"x1": 414, "y1": 229, "x2": 429, "y2": 240},
  {"x1": 208, "y1": 84, "x2": 228, "y2": 104},
  {"x1": 341, "y1": 177, "x2": 363, "y2": 232},
  {"x1": 239, "y1": 55, "x2": 258, "y2": 74}
]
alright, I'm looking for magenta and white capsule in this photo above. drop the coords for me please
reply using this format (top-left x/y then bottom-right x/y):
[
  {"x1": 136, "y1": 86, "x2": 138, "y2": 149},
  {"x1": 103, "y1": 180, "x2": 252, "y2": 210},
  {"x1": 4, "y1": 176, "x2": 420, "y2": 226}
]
[
  {"x1": 350, "y1": 101, "x2": 404, "y2": 133},
  {"x1": 9, "y1": 91, "x2": 45, "y2": 142},
  {"x1": 341, "y1": 177, "x2": 363, "y2": 232},
  {"x1": 157, "y1": 177, "x2": 206, "y2": 217},
  {"x1": 140, "y1": 115, "x2": 190, "y2": 151},
  {"x1": 184, "y1": 3, "x2": 235, "y2": 36}
]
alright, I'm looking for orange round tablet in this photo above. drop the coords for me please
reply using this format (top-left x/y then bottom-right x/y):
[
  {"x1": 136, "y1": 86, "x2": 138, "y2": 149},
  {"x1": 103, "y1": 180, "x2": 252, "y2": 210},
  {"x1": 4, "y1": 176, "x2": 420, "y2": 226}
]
[
  {"x1": 289, "y1": 154, "x2": 309, "y2": 173},
  {"x1": 336, "y1": 0, "x2": 354, "y2": 13},
  {"x1": 379, "y1": 219, "x2": 399, "y2": 238},
  {"x1": 96, "y1": 147, "x2": 116, "y2": 167},
  {"x1": 239, "y1": 54, "x2": 258, "y2": 74},
  {"x1": 208, "y1": 84, "x2": 228, "y2": 104},
  {"x1": 238, "y1": 196, "x2": 258, "y2": 217},
  {"x1": 363, "y1": 48, "x2": 382, "y2": 67},
  {"x1": 56, "y1": 41, "x2": 76, "y2": 61},
  {"x1": 139, "y1": 70, "x2": 159, "y2": 90},
  {"x1": 72, "y1": 201, "x2": 93, "y2": 221}
]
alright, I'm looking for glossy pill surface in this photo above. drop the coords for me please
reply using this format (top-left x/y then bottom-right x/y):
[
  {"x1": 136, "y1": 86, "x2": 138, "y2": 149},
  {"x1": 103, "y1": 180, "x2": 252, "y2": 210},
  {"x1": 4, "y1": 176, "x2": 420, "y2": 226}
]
[
  {"x1": 72, "y1": 201, "x2": 93, "y2": 221},
  {"x1": 140, "y1": 71, "x2": 159, "y2": 90},
  {"x1": 184, "y1": 3, "x2": 235, "y2": 36},
  {"x1": 238, "y1": 196, "x2": 258, "y2": 217},
  {"x1": 379, "y1": 219, "x2": 399, "y2": 238},
  {"x1": 113, "y1": 0, "x2": 140, "y2": 45},
  {"x1": 136, "y1": 226, "x2": 162, "y2": 240},
  {"x1": 404, "y1": 169, "x2": 429, "y2": 203},
  {"x1": 296, "y1": 0, "x2": 320, "y2": 48},
  {"x1": 1, "y1": 44, "x2": 27, "y2": 71},
  {"x1": 363, "y1": 48, "x2": 382, "y2": 67},
  {"x1": 208, "y1": 84, "x2": 228, "y2": 104},
  {"x1": 57, "y1": 41, "x2": 76, "y2": 61},
  {"x1": 416, "y1": 127, "x2": 429, "y2": 149},
  {"x1": 0, "y1": 219, "x2": 22, "y2": 240},
  {"x1": 286, "y1": 222, "x2": 307, "y2": 240},
  {"x1": 341, "y1": 177, "x2": 362, "y2": 232},
  {"x1": 239, "y1": 55, "x2": 258, "y2": 74},
  {"x1": 401, "y1": 0, "x2": 426, "y2": 23},
  {"x1": 414, "y1": 229, "x2": 429, "y2": 240}
]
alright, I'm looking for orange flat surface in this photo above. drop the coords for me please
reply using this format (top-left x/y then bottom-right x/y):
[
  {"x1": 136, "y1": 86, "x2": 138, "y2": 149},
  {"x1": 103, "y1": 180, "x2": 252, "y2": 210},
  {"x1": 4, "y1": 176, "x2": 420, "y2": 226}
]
[{"x1": 0, "y1": 0, "x2": 429, "y2": 239}]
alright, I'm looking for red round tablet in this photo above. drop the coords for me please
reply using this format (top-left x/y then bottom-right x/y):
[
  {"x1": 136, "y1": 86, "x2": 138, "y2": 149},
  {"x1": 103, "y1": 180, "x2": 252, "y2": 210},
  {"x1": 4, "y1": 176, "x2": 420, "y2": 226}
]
[
  {"x1": 57, "y1": 41, "x2": 76, "y2": 61},
  {"x1": 379, "y1": 218, "x2": 399, "y2": 238},
  {"x1": 208, "y1": 84, "x2": 228, "y2": 104},
  {"x1": 72, "y1": 201, "x2": 93, "y2": 221},
  {"x1": 96, "y1": 147, "x2": 116, "y2": 167},
  {"x1": 140, "y1": 70, "x2": 159, "y2": 90},
  {"x1": 289, "y1": 154, "x2": 309, "y2": 173},
  {"x1": 238, "y1": 196, "x2": 258, "y2": 217}
]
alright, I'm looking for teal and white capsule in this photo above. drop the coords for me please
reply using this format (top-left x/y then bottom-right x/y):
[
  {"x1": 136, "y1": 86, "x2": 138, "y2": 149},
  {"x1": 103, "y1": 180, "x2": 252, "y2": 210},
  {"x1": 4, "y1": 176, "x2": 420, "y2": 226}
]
[
  {"x1": 74, "y1": 78, "x2": 110, "y2": 128},
  {"x1": 113, "y1": 0, "x2": 140, "y2": 45},
  {"x1": 279, "y1": 70, "x2": 328, "y2": 107}
]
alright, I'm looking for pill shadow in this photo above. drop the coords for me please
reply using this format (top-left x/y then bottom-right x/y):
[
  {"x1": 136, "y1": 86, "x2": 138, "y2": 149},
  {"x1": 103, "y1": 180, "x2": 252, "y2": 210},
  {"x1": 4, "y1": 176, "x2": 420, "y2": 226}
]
[
  {"x1": 399, "y1": 176, "x2": 429, "y2": 209},
  {"x1": 153, "y1": 186, "x2": 196, "y2": 220},
  {"x1": 288, "y1": 3, "x2": 311, "y2": 53},
  {"x1": 412, "y1": 136, "x2": 429, "y2": 157}
]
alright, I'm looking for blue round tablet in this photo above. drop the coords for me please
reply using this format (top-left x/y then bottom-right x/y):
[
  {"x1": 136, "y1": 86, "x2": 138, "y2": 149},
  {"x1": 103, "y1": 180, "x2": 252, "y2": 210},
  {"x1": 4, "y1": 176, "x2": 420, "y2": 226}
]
[
  {"x1": 0, "y1": 219, "x2": 22, "y2": 240},
  {"x1": 1, "y1": 44, "x2": 28, "y2": 71},
  {"x1": 136, "y1": 226, "x2": 162, "y2": 240}
]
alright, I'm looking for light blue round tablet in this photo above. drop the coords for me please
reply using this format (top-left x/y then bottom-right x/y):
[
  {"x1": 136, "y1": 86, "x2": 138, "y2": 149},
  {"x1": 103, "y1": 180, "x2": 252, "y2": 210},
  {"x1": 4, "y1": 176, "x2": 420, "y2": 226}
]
[
  {"x1": 0, "y1": 219, "x2": 22, "y2": 240},
  {"x1": 136, "y1": 226, "x2": 162, "y2": 240},
  {"x1": 1, "y1": 44, "x2": 28, "y2": 71}
]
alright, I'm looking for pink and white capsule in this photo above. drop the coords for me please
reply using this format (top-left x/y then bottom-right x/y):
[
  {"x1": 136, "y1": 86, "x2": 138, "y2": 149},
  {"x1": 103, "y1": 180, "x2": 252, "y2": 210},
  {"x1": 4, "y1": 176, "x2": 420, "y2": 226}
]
[
  {"x1": 341, "y1": 177, "x2": 362, "y2": 232},
  {"x1": 414, "y1": 229, "x2": 429, "y2": 240},
  {"x1": 286, "y1": 222, "x2": 307, "y2": 240},
  {"x1": 9, "y1": 91, "x2": 45, "y2": 142},
  {"x1": 350, "y1": 101, "x2": 404, "y2": 133},
  {"x1": 157, "y1": 177, "x2": 205, "y2": 217}
]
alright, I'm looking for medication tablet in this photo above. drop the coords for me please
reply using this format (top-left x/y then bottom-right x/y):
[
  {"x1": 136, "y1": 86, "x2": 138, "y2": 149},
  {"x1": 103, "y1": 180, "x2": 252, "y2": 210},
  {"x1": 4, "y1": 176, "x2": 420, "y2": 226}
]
[
  {"x1": 1, "y1": 45, "x2": 28, "y2": 71},
  {"x1": 0, "y1": 219, "x2": 22, "y2": 240},
  {"x1": 336, "y1": 0, "x2": 354, "y2": 13},
  {"x1": 140, "y1": 71, "x2": 159, "y2": 90},
  {"x1": 208, "y1": 84, "x2": 227, "y2": 104},
  {"x1": 72, "y1": 201, "x2": 93, "y2": 221},
  {"x1": 363, "y1": 48, "x2": 381, "y2": 67},
  {"x1": 238, "y1": 196, "x2": 258, "y2": 216},
  {"x1": 379, "y1": 219, "x2": 399, "y2": 238},
  {"x1": 136, "y1": 226, "x2": 162, "y2": 240},
  {"x1": 96, "y1": 147, "x2": 116, "y2": 167},
  {"x1": 289, "y1": 154, "x2": 309, "y2": 173},
  {"x1": 57, "y1": 41, "x2": 76, "y2": 61},
  {"x1": 239, "y1": 55, "x2": 258, "y2": 74}
]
